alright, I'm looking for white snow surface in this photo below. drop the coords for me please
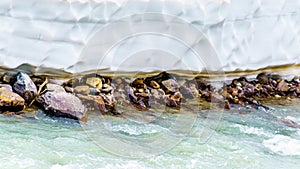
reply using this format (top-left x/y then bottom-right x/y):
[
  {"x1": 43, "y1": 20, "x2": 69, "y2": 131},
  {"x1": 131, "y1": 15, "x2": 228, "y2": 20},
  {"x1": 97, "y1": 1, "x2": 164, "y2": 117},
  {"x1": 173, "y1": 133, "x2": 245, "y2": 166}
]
[{"x1": 0, "y1": 0, "x2": 300, "y2": 73}]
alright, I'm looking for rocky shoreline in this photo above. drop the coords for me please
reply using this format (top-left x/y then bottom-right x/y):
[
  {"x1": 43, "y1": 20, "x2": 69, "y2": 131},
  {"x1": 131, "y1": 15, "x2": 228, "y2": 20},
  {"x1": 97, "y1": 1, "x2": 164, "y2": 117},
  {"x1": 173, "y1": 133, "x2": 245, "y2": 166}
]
[{"x1": 1, "y1": 71, "x2": 300, "y2": 126}]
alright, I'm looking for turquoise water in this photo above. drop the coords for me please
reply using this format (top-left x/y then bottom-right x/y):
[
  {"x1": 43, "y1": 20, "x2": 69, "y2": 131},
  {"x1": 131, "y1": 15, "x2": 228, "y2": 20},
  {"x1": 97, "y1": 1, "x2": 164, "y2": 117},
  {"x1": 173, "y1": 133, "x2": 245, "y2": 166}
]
[{"x1": 0, "y1": 103, "x2": 300, "y2": 169}]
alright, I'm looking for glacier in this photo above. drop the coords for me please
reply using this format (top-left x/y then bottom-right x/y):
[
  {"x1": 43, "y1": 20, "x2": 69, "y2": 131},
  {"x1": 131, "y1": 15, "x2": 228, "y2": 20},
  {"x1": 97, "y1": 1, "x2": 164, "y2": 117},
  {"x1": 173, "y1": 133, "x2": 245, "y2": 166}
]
[{"x1": 0, "y1": 0, "x2": 300, "y2": 73}]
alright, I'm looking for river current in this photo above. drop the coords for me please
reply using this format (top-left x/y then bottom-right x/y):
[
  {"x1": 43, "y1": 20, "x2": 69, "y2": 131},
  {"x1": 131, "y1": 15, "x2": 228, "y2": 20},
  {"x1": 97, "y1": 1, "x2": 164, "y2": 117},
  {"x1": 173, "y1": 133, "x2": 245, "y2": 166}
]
[{"x1": 0, "y1": 99, "x2": 299, "y2": 169}]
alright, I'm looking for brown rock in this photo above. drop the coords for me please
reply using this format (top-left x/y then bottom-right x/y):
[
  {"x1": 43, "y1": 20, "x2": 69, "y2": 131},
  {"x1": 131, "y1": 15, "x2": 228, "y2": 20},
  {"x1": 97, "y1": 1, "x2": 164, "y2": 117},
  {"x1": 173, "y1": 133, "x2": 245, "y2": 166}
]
[
  {"x1": 149, "y1": 80, "x2": 160, "y2": 89},
  {"x1": 86, "y1": 77, "x2": 102, "y2": 90},
  {"x1": 224, "y1": 100, "x2": 231, "y2": 110},
  {"x1": 256, "y1": 73, "x2": 269, "y2": 84},
  {"x1": 130, "y1": 78, "x2": 146, "y2": 89},
  {"x1": 74, "y1": 85, "x2": 90, "y2": 95},
  {"x1": 0, "y1": 85, "x2": 25, "y2": 112},
  {"x1": 101, "y1": 84, "x2": 114, "y2": 94},
  {"x1": 77, "y1": 94, "x2": 108, "y2": 113},
  {"x1": 277, "y1": 80, "x2": 289, "y2": 92},
  {"x1": 194, "y1": 77, "x2": 208, "y2": 90}
]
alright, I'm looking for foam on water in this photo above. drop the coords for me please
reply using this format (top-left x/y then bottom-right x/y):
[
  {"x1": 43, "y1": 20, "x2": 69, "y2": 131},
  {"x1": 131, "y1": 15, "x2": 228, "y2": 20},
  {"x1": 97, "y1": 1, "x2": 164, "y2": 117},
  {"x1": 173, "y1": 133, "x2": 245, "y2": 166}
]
[
  {"x1": 234, "y1": 124, "x2": 273, "y2": 138},
  {"x1": 263, "y1": 135, "x2": 300, "y2": 156},
  {"x1": 104, "y1": 123, "x2": 166, "y2": 136}
]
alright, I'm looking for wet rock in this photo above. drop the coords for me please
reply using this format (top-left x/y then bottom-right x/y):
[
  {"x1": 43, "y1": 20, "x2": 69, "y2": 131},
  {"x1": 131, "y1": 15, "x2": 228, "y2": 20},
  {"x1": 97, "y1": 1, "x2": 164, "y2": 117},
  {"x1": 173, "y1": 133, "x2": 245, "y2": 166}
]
[
  {"x1": 144, "y1": 72, "x2": 176, "y2": 86},
  {"x1": 179, "y1": 86, "x2": 194, "y2": 99},
  {"x1": 150, "y1": 88, "x2": 165, "y2": 102},
  {"x1": 189, "y1": 84, "x2": 200, "y2": 98},
  {"x1": 128, "y1": 78, "x2": 151, "y2": 108},
  {"x1": 37, "y1": 90, "x2": 88, "y2": 122},
  {"x1": 170, "y1": 92, "x2": 182, "y2": 102},
  {"x1": 13, "y1": 72, "x2": 37, "y2": 102},
  {"x1": 125, "y1": 86, "x2": 148, "y2": 110},
  {"x1": 100, "y1": 94, "x2": 115, "y2": 107},
  {"x1": 63, "y1": 78, "x2": 79, "y2": 87},
  {"x1": 130, "y1": 78, "x2": 146, "y2": 89},
  {"x1": 85, "y1": 77, "x2": 102, "y2": 90},
  {"x1": 101, "y1": 76, "x2": 112, "y2": 86},
  {"x1": 0, "y1": 85, "x2": 25, "y2": 112},
  {"x1": 212, "y1": 93, "x2": 225, "y2": 103},
  {"x1": 277, "y1": 80, "x2": 289, "y2": 92},
  {"x1": 224, "y1": 100, "x2": 231, "y2": 110},
  {"x1": 280, "y1": 118, "x2": 300, "y2": 128},
  {"x1": 114, "y1": 78, "x2": 123, "y2": 85},
  {"x1": 64, "y1": 86, "x2": 74, "y2": 93},
  {"x1": 269, "y1": 74, "x2": 282, "y2": 82},
  {"x1": 256, "y1": 73, "x2": 269, "y2": 84},
  {"x1": 89, "y1": 87, "x2": 101, "y2": 95},
  {"x1": 292, "y1": 76, "x2": 300, "y2": 83},
  {"x1": 149, "y1": 80, "x2": 160, "y2": 89},
  {"x1": 241, "y1": 82, "x2": 255, "y2": 97},
  {"x1": 194, "y1": 77, "x2": 208, "y2": 90},
  {"x1": 74, "y1": 85, "x2": 90, "y2": 95},
  {"x1": 47, "y1": 84, "x2": 65, "y2": 92},
  {"x1": 165, "y1": 95, "x2": 179, "y2": 108},
  {"x1": 1, "y1": 72, "x2": 15, "y2": 84},
  {"x1": 30, "y1": 75, "x2": 46, "y2": 87},
  {"x1": 77, "y1": 94, "x2": 107, "y2": 113},
  {"x1": 101, "y1": 84, "x2": 114, "y2": 94},
  {"x1": 165, "y1": 92, "x2": 182, "y2": 108},
  {"x1": 161, "y1": 79, "x2": 180, "y2": 93}
]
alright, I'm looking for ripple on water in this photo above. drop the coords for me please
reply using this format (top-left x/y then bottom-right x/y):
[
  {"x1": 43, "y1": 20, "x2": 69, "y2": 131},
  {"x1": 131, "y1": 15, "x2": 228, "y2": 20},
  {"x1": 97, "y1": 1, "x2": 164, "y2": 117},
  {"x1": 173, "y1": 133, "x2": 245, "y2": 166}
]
[{"x1": 263, "y1": 135, "x2": 300, "y2": 156}]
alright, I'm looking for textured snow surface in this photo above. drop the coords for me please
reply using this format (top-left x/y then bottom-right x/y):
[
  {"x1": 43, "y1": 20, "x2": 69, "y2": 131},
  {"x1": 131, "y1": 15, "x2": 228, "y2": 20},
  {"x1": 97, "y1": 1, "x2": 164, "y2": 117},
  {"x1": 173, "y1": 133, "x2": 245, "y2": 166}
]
[{"x1": 0, "y1": 0, "x2": 300, "y2": 73}]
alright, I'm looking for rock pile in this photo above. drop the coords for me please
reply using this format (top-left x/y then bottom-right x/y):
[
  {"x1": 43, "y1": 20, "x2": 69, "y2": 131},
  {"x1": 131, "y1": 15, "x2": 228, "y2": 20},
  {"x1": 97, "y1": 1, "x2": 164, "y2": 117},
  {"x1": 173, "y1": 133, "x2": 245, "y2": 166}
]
[{"x1": 1, "y1": 71, "x2": 300, "y2": 123}]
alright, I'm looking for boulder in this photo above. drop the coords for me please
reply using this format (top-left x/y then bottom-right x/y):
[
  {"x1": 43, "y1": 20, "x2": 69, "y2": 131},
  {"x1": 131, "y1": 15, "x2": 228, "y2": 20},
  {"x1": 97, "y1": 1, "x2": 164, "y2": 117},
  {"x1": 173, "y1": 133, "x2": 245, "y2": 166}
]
[
  {"x1": 77, "y1": 94, "x2": 108, "y2": 113},
  {"x1": 13, "y1": 72, "x2": 37, "y2": 102},
  {"x1": 37, "y1": 89, "x2": 88, "y2": 122},
  {"x1": 256, "y1": 73, "x2": 269, "y2": 84},
  {"x1": 277, "y1": 80, "x2": 289, "y2": 92},
  {"x1": 0, "y1": 85, "x2": 25, "y2": 112}
]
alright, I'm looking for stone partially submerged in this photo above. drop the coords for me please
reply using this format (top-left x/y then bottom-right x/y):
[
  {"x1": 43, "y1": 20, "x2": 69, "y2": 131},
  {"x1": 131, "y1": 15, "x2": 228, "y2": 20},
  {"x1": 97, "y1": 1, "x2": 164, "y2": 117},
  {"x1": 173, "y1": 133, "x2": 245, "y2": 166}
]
[
  {"x1": 0, "y1": 84, "x2": 25, "y2": 112},
  {"x1": 37, "y1": 84, "x2": 88, "y2": 122}
]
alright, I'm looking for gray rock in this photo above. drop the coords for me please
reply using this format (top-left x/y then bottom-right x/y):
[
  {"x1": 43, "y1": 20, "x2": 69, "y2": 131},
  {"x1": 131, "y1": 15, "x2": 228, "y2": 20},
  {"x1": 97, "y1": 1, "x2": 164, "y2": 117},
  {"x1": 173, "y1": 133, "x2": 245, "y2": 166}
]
[
  {"x1": 13, "y1": 72, "x2": 37, "y2": 102},
  {"x1": 161, "y1": 79, "x2": 180, "y2": 93},
  {"x1": 38, "y1": 90, "x2": 88, "y2": 122},
  {"x1": 46, "y1": 84, "x2": 65, "y2": 92}
]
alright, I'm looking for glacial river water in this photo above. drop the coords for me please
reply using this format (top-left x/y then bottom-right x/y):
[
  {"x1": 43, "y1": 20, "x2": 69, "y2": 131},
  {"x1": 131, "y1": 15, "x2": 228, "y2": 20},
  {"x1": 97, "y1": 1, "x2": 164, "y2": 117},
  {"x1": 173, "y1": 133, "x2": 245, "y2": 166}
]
[{"x1": 0, "y1": 99, "x2": 299, "y2": 169}]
